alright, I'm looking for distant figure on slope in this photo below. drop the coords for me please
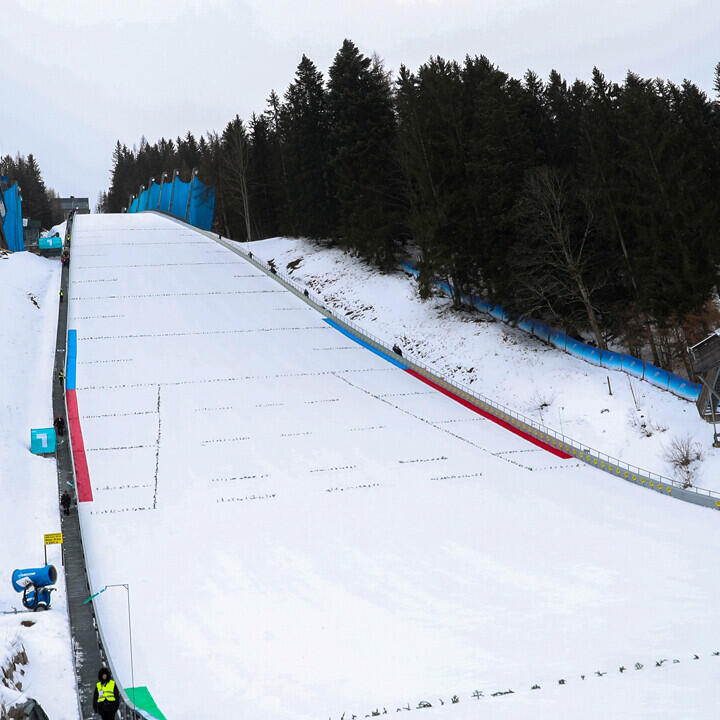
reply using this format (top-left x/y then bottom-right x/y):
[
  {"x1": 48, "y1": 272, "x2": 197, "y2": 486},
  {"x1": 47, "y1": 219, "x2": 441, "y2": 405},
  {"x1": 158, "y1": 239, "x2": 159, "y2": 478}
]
[
  {"x1": 54, "y1": 415, "x2": 66, "y2": 436},
  {"x1": 392, "y1": 344, "x2": 403, "y2": 357},
  {"x1": 59, "y1": 289, "x2": 64, "y2": 303},
  {"x1": 60, "y1": 491, "x2": 71, "y2": 516},
  {"x1": 93, "y1": 667, "x2": 119, "y2": 719}
]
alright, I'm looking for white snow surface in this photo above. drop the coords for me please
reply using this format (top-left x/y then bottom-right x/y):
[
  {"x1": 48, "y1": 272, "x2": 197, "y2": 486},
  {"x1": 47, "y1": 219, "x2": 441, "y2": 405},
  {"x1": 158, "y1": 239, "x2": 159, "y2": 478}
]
[
  {"x1": 69, "y1": 214, "x2": 720, "y2": 719},
  {"x1": 0, "y1": 250, "x2": 78, "y2": 719},
  {"x1": 248, "y1": 235, "x2": 720, "y2": 493}
]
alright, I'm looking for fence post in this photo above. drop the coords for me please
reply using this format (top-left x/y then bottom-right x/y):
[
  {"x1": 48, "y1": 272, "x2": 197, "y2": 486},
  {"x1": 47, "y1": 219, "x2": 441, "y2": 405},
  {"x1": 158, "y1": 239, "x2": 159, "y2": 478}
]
[
  {"x1": 185, "y1": 168, "x2": 198, "y2": 223},
  {"x1": 169, "y1": 169, "x2": 179, "y2": 216},
  {"x1": 158, "y1": 172, "x2": 167, "y2": 211}
]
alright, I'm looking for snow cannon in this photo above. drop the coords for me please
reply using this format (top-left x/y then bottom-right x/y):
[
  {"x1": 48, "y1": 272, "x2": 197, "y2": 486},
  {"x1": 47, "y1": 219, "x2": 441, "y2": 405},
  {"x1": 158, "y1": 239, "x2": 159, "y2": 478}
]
[
  {"x1": 12, "y1": 566, "x2": 57, "y2": 592},
  {"x1": 12, "y1": 566, "x2": 57, "y2": 611}
]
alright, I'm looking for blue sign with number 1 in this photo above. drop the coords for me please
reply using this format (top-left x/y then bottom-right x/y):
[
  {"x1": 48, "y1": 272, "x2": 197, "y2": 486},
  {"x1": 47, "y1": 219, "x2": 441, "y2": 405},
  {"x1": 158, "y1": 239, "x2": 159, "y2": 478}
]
[{"x1": 31, "y1": 428, "x2": 56, "y2": 454}]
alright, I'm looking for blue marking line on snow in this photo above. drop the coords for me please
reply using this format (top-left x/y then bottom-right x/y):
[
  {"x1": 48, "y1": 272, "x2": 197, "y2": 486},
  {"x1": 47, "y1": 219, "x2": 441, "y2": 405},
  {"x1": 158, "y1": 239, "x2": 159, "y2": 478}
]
[
  {"x1": 322, "y1": 318, "x2": 408, "y2": 369},
  {"x1": 66, "y1": 329, "x2": 77, "y2": 390}
]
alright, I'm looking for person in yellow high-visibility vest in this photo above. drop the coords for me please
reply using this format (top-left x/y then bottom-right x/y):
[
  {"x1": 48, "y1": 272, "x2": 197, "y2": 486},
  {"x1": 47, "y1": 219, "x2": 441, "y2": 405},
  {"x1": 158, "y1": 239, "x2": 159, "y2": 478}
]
[{"x1": 92, "y1": 667, "x2": 119, "y2": 719}]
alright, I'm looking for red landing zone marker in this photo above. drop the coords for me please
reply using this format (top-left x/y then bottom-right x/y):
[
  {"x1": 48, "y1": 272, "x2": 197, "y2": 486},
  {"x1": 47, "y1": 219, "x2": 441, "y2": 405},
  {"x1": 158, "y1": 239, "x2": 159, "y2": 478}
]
[
  {"x1": 404, "y1": 369, "x2": 572, "y2": 460},
  {"x1": 66, "y1": 390, "x2": 94, "y2": 502}
]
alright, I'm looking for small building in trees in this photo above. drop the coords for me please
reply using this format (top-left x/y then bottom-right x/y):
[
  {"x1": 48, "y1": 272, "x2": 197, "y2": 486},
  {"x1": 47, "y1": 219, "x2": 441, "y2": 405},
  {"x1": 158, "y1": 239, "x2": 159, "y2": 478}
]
[
  {"x1": 52, "y1": 196, "x2": 90, "y2": 219},
  {"x1": 23, "y1": 218, "x2": 41, "y2": 249}
]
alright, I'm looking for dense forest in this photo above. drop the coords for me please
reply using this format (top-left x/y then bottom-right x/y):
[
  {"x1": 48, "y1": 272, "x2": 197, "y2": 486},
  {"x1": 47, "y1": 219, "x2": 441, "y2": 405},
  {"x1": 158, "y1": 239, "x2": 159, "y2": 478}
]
[
  {"x1": 104, "y1": 40, "x2": 720, "y2": 376},
  {"x1": 0, "y1": 153, "x2": 58, "y2": 228}
]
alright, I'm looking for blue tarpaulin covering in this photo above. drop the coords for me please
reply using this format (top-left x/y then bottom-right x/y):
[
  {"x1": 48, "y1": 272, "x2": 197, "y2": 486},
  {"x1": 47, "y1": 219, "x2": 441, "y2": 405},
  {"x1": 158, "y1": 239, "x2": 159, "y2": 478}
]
[
  {"x1": 2, "y1": 184, "x2": 23, "y2": 252},
  {"x1": 187, "y1": 179, "x2": 215, "y2": 231},
  {"x1": 159, "y1": 181, "x2": 172, "y2": 212},
  {"x1": 127, "y1": 172, "x2": 216, "y2": 233},
  {"x1": 148, "y1": 182, "x2": 161, "y2": 211},
  {"x1": 170, "y1": 177, "x2": 190, "y2": 219}
]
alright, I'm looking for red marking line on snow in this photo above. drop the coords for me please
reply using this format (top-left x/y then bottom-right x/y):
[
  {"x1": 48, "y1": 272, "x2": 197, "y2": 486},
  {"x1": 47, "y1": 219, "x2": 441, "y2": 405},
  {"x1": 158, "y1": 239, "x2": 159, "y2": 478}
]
[
  {"x1": 405, "y1": 369, "x2": 572, "y2": 459},
  {"x1": 66, "y1": 390, "x2": 94, "y2": 502}
]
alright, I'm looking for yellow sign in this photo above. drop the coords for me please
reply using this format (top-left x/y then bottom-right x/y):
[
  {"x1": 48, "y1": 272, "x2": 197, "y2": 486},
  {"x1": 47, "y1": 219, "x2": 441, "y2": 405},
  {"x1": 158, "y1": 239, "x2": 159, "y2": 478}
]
[{"x1": 44, "y1": 533, "x2": 63, "y2": 545}]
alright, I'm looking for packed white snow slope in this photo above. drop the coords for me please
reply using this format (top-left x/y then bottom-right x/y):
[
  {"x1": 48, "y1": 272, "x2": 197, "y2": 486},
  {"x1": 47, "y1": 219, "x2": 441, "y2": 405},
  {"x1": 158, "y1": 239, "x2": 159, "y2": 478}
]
[
  {"x1": 0, "y1": 249, "x2": 78, "y2": 719},
  {"x1": 69, "y1": 213, "x2": 720, "y2": 719}
]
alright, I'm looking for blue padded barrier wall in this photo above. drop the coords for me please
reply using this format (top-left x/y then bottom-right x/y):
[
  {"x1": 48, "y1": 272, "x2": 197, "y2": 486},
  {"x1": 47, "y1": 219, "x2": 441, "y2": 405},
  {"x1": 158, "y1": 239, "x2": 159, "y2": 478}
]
[
  {"x1": 159, "y1": 182, "x2": 172, "y2": 212},
  {"x1": 187, "y1": 179, "x2": 215, "y2": 231},
  {"x1": 169, "y1": 177, "x2": 190, "y2": 219},
  {"x1": 645, "y1": 364, "x2": 670, "y2": 390},
  {"x1": 549, "y1": 330, "x2": 567, "y2": 351},
  {"x1": 517, "y1": 317, "x2": 534, "y2": 334},
  {"x1": 402, "y1": 263, "x2": 701, "y2": 403},
  {"x1": 621, "y1": 354, "x2": 645, "y2": 379},
  {"x1": 127, "y1": 171, "x2": 216, "y2": 233},
  {"x1": 147, "y1": 182, "x2": 161, "y2": 211},
  {"x1": 601, "y1": 350, "x2": 623, "y2": 371},
  {"x1": 532, "y1": 322, "x2": 551, "y2": 343},
  {"x1": 669, "y1": 375, "x2": 701, "y2": 402},
  {"x1": 3, "y1": 184, "x2": 24, "y2": 252}
]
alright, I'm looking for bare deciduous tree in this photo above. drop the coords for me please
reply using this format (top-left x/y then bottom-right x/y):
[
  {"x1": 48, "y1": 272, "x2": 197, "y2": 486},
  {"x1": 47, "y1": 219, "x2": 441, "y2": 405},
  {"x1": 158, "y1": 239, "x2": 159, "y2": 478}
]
[{"x1": 512, "y1": 167, "x2": 608, "y2": 349}]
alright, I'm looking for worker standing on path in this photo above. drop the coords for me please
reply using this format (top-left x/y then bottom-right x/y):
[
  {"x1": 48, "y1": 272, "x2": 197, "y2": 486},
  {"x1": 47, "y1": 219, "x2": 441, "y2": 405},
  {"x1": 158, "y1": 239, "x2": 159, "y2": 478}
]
[
  {"x1": 93, "y1": 667, "x2": 120, "y2": 719},
  {"x1": 60, "y1": 491, "x2": 71, "y2": 516}
]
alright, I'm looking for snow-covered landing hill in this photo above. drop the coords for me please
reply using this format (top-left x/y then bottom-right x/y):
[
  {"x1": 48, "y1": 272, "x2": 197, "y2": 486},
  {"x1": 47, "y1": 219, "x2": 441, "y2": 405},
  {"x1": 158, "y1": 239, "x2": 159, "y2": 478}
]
[
  {"x1": 248, "y1": 237, "x2": 720, "y2": 493},
  {"x1": 0, "y1": 250, "x2": 77, "y2": 719}
]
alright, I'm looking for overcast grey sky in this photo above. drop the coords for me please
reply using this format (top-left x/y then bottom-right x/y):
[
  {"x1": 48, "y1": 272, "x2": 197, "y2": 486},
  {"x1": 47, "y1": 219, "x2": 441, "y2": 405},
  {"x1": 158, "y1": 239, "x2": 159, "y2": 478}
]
[{"x1": 1, "y1": 0, "x2": 718, "y2": 211}]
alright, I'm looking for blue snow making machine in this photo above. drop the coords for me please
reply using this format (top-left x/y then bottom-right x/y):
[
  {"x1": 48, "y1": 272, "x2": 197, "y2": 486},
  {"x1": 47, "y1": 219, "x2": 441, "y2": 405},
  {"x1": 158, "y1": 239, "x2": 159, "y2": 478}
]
[{"x1": 12, "y1": 565, "x2": 57, "y2": 610}]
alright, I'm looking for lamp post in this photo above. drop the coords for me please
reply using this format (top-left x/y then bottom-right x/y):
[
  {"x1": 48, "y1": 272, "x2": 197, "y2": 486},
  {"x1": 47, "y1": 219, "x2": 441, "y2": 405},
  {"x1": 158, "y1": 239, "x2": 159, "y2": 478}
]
[{"x1": 84, "y1": 583, "x2": 136, "y2": 705}]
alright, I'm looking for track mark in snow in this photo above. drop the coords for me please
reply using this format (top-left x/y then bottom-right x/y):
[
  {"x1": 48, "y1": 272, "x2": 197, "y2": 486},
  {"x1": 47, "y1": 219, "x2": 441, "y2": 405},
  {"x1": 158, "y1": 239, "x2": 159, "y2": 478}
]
[
  {"x1": 153, "y1": 385, "x2": 161, "y2": 509},
  {"x1": 398, "y1": 456, "x2": 448, "y2": 464},
  {"x1": 379, "y1": 390, "x2": 435, "y2": 398},
  {"x1": 348, "y1": 425, "x2": 386, "y2": 432},
  {"x1": 73, "y1": 289, "x2": 286, "y2": 300},
  {"x1": 83, "y1": 410, "x2": 157, "y2": 419},
  {"x1": 313, "y1": 346, "x2": 361, "y2": 351},
  {"x1": 73, "y1": 314, "x2": 125, "y2": 320},
  {"x1": 100, "y1": 483, "x2": 153, "y2": 491},
  {"x1": 431, "y1": 472, "x2": 483, "y2": 481},
  {"x1": 256, "y1": 402, "x2": 284, "y2": 408},
  {"x1": 217, "y1": 493, "x2": 276, "y2": 503},
  {"x1": 78, "y1": 262, "x2": 245, "y2": 269},
  {"x1": 90, "y1": 506, "x2": 155, "y2": 514},
  {"x1": 75, "y1": 367, "x2": 390, "y2": 391},
  {"x1": 195, "y1": 405, "x2": 234, "y2": 412},
  {"x1": 202, "y1": 436, "x2": 250, "y2": 445},
  {"x1": 211, "y1": 474, "x2": 269, "y2": 483},
  {"x1": 78, "y1": 358, "x2": 133, "y2": 364},
  {"x1": 334, "y1": 373, "x2": 532, "y2": 471},
  {"x1": 86, "y1": 444, "x2": 152, "y2": 452},
  {"x1": 310, "y1": 464, "x2": 357, "y2": 473},
  {"x1": 304, "y1": 398, "x2": 340, "y2": 405},
  {"x1": 280, "y1": 431, "x2": 313, "y2": 438},
  {"x1": 494, "y1": 448, "x2": 544, "y2": 455},
  {"x1": 72, "y1": 278, "x2": 119, "y2": 283},
  {"x1": 433, "y1": 417, "x2": 483, "y2": 424},
  {"x1": 325, "y1": 483, "x2": 381, "y2": 492},
  {"x1": 80, "y1": 326, "x2": 328, "y2": 341}
]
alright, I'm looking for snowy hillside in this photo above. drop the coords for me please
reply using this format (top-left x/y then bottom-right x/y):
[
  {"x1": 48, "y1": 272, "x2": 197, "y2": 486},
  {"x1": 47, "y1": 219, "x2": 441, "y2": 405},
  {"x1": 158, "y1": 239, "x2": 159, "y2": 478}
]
[
  {"x1": 248, "y1": 236, "x2": 720, "y2": 493},
  {"x1": 0, "y1": 250, "x2": 77, "y2": 719},
  {"x1": 62, "y1": 213, "x2": 720, "y2": 720}
]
